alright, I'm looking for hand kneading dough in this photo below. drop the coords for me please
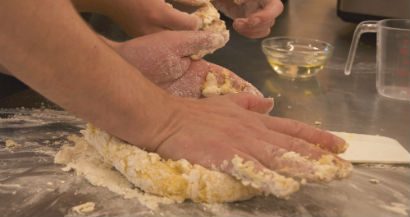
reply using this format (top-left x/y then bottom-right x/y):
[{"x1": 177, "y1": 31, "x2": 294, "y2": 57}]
[
  {"x1": 81, "y1": 125, "x2": 260, "y2": 203},
  {"x1": 54, "y1": 0, "x2": 352, "y2": 205}
]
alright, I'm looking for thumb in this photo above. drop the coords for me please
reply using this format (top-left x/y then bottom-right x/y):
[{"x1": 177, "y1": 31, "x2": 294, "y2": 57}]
[
  {"x1": 226, "y1": 93, "x2": 274, "y2": 114},
  {"x1": 169, "y1": 30, "x2": 228, "y2": 58},
  {"x1": 160, "y1": 6, "x2": 202, "y2": 30}
]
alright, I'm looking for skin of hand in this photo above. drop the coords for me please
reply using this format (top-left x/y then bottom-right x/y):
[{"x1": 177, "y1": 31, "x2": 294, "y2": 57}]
[
  {"x1": 101, "y1": 31, "x2": 226, "y2": 85},
  {"x1": 73, "y1": 0, "x2": 282, "y2": 39},
  {"x1": 214, "y1": 0, "x2": 284, "y2": 38},
  {"x1": 157, "y1": 93, "x2": 350, "y2": 181},
  {"x1": 161, "y1": 60, "x2": 264, "y2": 99},
  {"x1": 102, "y1": 35, "x2": 262, "y2": 99},
  {"x1": 103, "y1": 33, "x2": 349, "y2": 180},
  {"x1": 0, "y1": 1, "x2": 347, "y2": 182},
  {"x1": 71, "y1": 0, "x2": 202, "y2": 36}
]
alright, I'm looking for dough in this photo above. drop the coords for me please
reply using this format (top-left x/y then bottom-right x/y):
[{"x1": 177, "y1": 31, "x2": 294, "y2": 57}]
[
  {"x1": 201, "y1": 70, "x2": 263, "y2": 97},
  {"x1": 53, "y1": 0, "x2": 352, "y2": 204},
  {"x1": 55, "y1": 124, "x2": 300, "y2": 203},
  {"x1": 81, "y1": 125, "x2": 262, "y2": 203},
  {"x1": 173, "y1": 0, "x2": 230, "y2": 59},
  {"x1": 55, "y1": 124, "x2": 351, "y2": 204}
]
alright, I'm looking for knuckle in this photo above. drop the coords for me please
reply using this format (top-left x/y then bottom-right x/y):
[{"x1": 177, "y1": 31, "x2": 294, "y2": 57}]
[
  {"x1": 288, "y1": 137, "x2": 307, "y2": 150},
  {"x1": 289, "y1": 120, "x2": 304, "y2": 136},
  {"x1": 147, "y1": 11, "x2": 161, "y2": 22}
]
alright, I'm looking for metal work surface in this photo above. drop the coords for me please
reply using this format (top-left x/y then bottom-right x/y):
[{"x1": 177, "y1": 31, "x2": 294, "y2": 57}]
[
  {"x1": 0, "y1": 109, "x2": 409, "y2": 217},
  {"x1": 0, "y1": 0, "x2": 409, "y2": 216}
]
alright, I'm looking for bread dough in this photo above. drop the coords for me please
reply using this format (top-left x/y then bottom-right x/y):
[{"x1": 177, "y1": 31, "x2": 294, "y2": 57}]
[
  {"x1": 56, "y1": 125, "x2": 302, "y2": 202},
  {"x1": 201, "y1": 70, "x2": 263, "y2": 97},
  {"x1": 55, "y1": 124, "x2": 352, "y2": 204},
  {"x1": 81, "y1": 125, "x2": 263, "y2": 203},
  {"x1": 175, "y1": 0, "x2": 230, "y2": 59}
]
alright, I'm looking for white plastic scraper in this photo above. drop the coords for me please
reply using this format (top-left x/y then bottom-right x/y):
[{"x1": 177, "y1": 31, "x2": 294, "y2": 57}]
[{"x1": 332, "y1": 132, "x2": 410, "y2": 164}]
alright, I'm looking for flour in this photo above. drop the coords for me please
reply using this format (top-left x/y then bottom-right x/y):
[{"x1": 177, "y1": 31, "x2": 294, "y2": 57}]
[
  {"x1": 82, "y1": 125, "x2": 259, "y2": 203},
  {"x1": 4, "y1": 139, "x2": 22, "y2": 151},
  {"x1": 72, "y1": 202, "x2": 96, "y2": 214},
  {"x1": 54, "y1": 135, "x2": 175, "y2": 210},
  {"x1": 379, "y1": 202, "x2": 409, "y2": 216},
  {"x1": 190, "y1": 1, "x2": 229, "y2": 59},
  {"x1": 54, "y1": 123, "x2": 353, "y2": 208}
]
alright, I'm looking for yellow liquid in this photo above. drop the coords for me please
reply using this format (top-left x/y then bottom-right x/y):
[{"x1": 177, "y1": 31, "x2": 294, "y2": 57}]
[{"x1": 266, "y1": 55, "x2": 327, "y2": 79}]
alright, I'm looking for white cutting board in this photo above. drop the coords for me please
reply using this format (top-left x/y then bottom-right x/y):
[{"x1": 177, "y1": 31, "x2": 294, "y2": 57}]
[{"x1": 332, "y1": 132, "x2": 410, "y2": 164}]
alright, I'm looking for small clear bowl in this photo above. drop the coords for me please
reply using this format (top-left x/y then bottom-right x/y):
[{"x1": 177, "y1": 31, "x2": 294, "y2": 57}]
[{"x1": 261, "y1": 37, "x2": 334, "y2": 79}]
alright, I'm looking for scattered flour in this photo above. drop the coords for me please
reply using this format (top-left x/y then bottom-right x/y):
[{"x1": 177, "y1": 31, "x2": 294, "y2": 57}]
[
  {"x1": 379, "y1": 202, "x2": 409, "y2": 216},
  {"x1": 54, "y1": 135, "x2": 175, "y2": 210},
  {"x1": 72, "y1": 202, "x2": 96, "y2": 214},
  {"x1": 5, "y1": 139, "x2": 22, "y2": 151}
]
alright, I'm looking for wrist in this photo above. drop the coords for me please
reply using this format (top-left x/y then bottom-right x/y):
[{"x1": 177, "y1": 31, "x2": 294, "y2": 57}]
[{"x1": 128, "y1": 93, "x2": 185, "y2": 152}]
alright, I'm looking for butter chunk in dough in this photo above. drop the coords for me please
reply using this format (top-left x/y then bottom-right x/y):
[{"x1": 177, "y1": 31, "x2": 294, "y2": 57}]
[{"x1": 201, "y1": 71, "x2": 263, "y2": 97}]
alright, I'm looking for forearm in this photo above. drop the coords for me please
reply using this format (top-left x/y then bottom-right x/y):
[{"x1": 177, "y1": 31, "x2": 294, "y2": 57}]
[
  {"x1": 70, "y1": 0, "x2": 141, "y2": 35},
  {"x1": 0, "y1": 0, "x2": 174, "y2": 150}
]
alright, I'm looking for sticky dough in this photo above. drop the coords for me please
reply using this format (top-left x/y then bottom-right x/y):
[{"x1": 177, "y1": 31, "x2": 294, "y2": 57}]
[
  {"x1": 80, "y1": 125, "x2": 260, "y2": 203},
  {"x1": 56, "y1": 124, "x2": 301, "y2": 203},
  {"x1": 173, "y1": 0, "x2": 230, "y2": 59}
]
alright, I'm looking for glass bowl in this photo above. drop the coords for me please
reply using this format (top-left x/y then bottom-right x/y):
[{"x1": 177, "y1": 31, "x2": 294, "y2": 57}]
[{"x1": 261, "y1": 37, "x2": 334, "y2": 79}]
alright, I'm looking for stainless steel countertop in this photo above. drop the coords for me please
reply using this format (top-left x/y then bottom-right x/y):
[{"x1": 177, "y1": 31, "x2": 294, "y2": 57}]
[
  {"x1": 0, "y1": 0, "x2": 409, "y2": 216},
  {"x1": 206, "y1": 0, "x2": 410, "y2": 150},
  {"x1": 2, "y1": 0, "x2": 408, "y2": 149}
]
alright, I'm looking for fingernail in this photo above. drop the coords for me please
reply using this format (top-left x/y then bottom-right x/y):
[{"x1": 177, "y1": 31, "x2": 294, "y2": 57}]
[
  {"x1": 264, "y1": 97, "x2": 274, "y2": 103},
  {"x1": 261, "y1": 97, "x2": 274, "y2": 113},
  {"x1": 266, "y1": 96, "x2": 275, "y2": 106}
]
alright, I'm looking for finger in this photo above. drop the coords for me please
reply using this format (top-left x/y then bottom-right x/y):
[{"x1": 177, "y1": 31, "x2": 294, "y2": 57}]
[
  {"x1": 226, "y1": 152, "x2": 300, "y2": 198},
  {"x1": 171, "y1": 0, "x2": 209, "y2": 6},
  {"x1": 233, "y1": 0, "x2": 283, "y2": 38},
  {"x1": 155, "y1": 57, "x2": 192, "y2": 84},
  {"x1": 160, "y1": 6, "x2": 202, "y2": 30},
  {"x1": 156, "y1": 130, "x2": 300, "y2": 198},
  {"x1": 253, "y1": 131, "x2": 352, "y2": 181},
  {"x1": 225, "y1": 93, "x2": 274, "y2": 114},
  {"x1": 261, "y1": 116, "x2": 348, "y2": 153},
  {"x1": 167, "y1": 31, "x2": 228, "y2": 57},
  {"x1": 247, "y1": 0, "x2": 283, "y2": 25},
  {"x1": 240, "y1": 139, "x2": 340, "y2": 182},
  {"x1": 161, "y1": 59, "x2": 209, "y2": 98},
  {"x1": 233, "y1": 22, "x2": 271, "y2": 38}
]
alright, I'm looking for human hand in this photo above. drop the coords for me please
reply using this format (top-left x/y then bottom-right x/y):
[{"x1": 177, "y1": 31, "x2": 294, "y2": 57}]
[
  {"x1": 103, "y1": 32, "x2": 261, "y2": 99},
  {"x1": 146, "y1": 93, "x2": 351, "y2": 196},
  {"x1": 214, "y1": 0, "x2": 284, "y2": 38},
  {"x1": 103, "y1": 30, "x2": 227, "y2": 84},
  {"x1": 96, "y1": 0, "x2": 202, "y2": 36},
  {"x1": 160, "y1": 59, "x2": 263, "y2": 99}
]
